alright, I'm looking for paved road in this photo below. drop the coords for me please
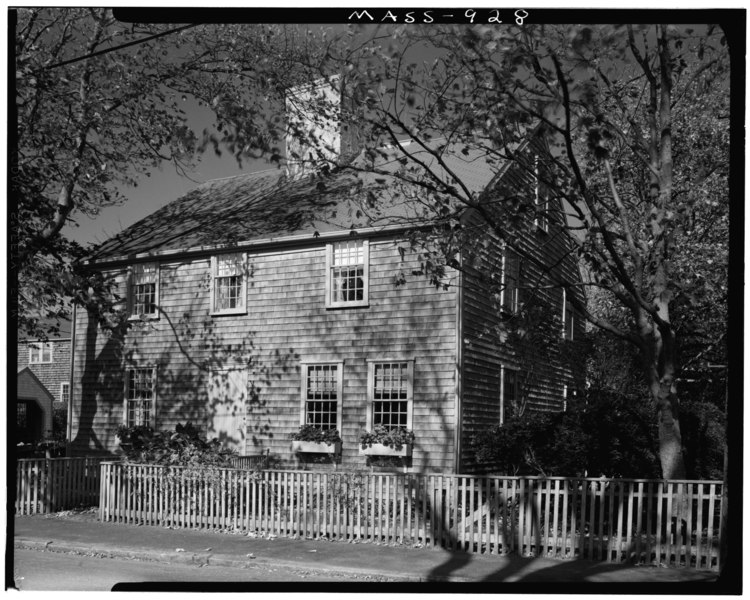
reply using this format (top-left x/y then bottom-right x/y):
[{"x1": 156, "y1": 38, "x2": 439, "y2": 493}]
[{"x1": 12, "y1": 549, "x2": 406, "y2": 590}]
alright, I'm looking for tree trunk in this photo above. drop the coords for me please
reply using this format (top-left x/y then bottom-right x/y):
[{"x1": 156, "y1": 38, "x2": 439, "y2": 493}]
[{"x1": 653, "y1": 380, "x2": 686, "y2": 480}]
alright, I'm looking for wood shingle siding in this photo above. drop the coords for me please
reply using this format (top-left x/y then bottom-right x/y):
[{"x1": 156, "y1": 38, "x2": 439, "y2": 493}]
[
  {"x1": 457, "y1": 149, "x2": 586, "y2": 473},
  {"x1": 72, "y1": 238, "x2": 459, "y2": 472}
]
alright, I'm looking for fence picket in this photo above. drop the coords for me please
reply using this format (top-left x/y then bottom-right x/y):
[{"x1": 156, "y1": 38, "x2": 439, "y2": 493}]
[{"x1": 706, "y1": 483, "x2": 716, "y2": 569}]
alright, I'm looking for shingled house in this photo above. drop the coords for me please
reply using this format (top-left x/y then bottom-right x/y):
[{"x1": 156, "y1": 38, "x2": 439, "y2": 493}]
[{"x1": 69, "y1": 83, "x2": 585, "y2": 473}]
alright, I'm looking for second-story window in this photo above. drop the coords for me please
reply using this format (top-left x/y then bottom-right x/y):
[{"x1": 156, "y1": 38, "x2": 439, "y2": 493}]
[
  {"x1": 501, "y1": 247, "x2": 520, "y2": 313},
  {"x1": 29, "y1": 342, "x2": 53, "y2": 364},
  {"x1": 212, "y1": 253, "x2": 247, "y2": 315},
  {"x1": 326, "y1": 240, "x2": 369, "y2": 308},
  {"x1": 562, "y1": 289, "x2": 575, "y2": 340},
  {"x1": 130, "y1": 263, "x2": 159, "y2": 318}
]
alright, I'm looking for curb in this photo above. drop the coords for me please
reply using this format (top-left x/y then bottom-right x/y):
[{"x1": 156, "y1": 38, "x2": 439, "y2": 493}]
[{"x1": 15, "y1": 538, "x2": 470, "y2": 582}]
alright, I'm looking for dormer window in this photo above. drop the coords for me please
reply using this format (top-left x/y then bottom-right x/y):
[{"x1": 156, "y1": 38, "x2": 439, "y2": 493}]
[
  {"x1": 326, "y1": 240, "x2": 369, "y2": 308},
  {"x1": 211, "y1": 253, "x2": 247, "y2": 315},
  {"x1": 129, "y1": 263, "x2": 159, "y2": 318}
]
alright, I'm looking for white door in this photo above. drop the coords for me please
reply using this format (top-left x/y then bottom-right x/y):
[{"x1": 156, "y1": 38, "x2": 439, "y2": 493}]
[{"x1": 207, "y1": 369, "x2": 247, "y2": 453}]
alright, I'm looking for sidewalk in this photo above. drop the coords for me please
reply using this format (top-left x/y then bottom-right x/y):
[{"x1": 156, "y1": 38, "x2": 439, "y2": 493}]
[{"x1": 14, "y1": 513, "x2": 719, "y2": 584}]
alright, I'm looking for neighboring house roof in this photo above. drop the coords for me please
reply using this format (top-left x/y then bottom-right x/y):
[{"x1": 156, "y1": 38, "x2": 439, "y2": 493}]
[
  {"x1": 17, "y1": 367, "x2": 56, "y2": 405},
  {"x1": 90, "y1": 138, "x2": 512, "y2": 264}
]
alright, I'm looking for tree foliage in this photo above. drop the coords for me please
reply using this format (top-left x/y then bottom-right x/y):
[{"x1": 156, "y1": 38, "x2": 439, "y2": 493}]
[
  {"x1": 280, "y1": 22, "x2": 730, "y2": 478},
  {"x1": 14, "y1": 9, "x2": 328, "y2": 338}
]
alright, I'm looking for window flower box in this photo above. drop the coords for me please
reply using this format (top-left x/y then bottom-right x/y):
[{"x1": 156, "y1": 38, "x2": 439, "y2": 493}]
[
  {"x1": 291, "y1": 440, "x2": 341, "y2": 454},
  {"x1": 291, "y1": 425, "x2": 342, "y2": 455},
  {"x1": 359, "y1": 442, "x2": 412, "y2": 458},
  {"x1": 359, "y1": 426, "x2": 415, "y2": 458}
]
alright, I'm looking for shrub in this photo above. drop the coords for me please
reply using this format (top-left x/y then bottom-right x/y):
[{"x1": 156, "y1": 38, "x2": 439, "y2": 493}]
[
  {"x1": 292, "y1": 425, "x2": 342, "y2": 445},
  {"x1": 359, "y1": 426, "x2": 415, "y2": 450},
  {"x1": 115, "y1": 422, "x2": 237, "y2": 468},
  {"x1": 469, "y1": 391, "x2": 660, "y2": 478}
]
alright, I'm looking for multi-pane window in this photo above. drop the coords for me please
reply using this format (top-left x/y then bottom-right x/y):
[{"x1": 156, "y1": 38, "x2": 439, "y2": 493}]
[
  {"x1": 212, "y1": 253, "x2": 246, "y2": 314},
  {"x1": 29, "y1": 342, "x2": 53, "y2": 364},
  {"x1": 130, "y1": 263, "x2": 158, "y2": 317},
  {"x1": 368, "y1": 360, "x2": 414, "y2": 430},
  {"x1": 301, "y1": 363, "x2": 343, "y2": 429},
  {"x1": 126, "y1": 367, "x2": 155, "y2": 427},
  {"x1": 326, "y1": 240, "x2": 369, "y2": 307},
  {"x1": 501, "y1": 247, "x2": 520, "y2": 313},
  {"x1": 562, "y1": 289, "x2": 575, "y2": 340},
  {"x1": 500, "y1": 366, "x2": 519, "y2": 424},
  {"x1": 60, "y1": 382, "x2": 70, "y2": 405}
]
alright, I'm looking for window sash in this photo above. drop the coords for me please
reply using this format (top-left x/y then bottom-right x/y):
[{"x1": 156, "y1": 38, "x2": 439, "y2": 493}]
[
  {"x1": 367, "y1": 360, "x2": 413, "y2": 430},
  {"x1": 300, "y1": 363, "x2": 343, "y2": 430},
  {"x1": 326, "y1": 240, "x2": 369, "y2": 307},
  {"x1": 501, "y1": 249, "x2": 519, "y2": 313},
  {"x1": 212, "y1": 253, "x2": 246, "y2": 314},
  {"x1": 60, "y1": 382, "x2": 70, "y2": 404},
  {"x1": 126, "y1": 368, "x2": 155, "y2": 427},
  {"x1": 562, "y1": 289, "x2": 574, "y2": 340},
  {"x1": 29, "y1": 342, "x2": 53, "y2": 364},
  {"x1": 130, "y1": 263, "x2": 159, "y2": 317}
]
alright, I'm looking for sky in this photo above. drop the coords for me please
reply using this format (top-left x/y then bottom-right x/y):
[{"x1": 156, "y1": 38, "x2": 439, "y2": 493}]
[{"x1": 62, "y1": 93, "x2": 274, "y2": 248}]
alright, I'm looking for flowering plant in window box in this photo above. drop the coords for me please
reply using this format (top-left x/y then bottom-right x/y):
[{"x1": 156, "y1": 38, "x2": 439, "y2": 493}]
[
  {"x1": 359, "y1": 426, "x2": 415, "y2": 457},
  {"x1": 291, "y1": 425, "x2": 342, "y2": 454}
]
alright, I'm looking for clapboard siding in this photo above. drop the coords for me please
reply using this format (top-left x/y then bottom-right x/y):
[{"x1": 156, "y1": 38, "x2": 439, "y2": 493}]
[{"x1": 72, "y1": 237, "x2": 458, "y2": 472}]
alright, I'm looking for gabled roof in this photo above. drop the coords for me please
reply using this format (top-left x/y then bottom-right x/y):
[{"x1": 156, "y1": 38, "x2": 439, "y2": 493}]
[
  {"x1": 17, "y1": 367, "x2": 56, "y2": 404},
  {"x1": 90, "y1": 139, "x2": 510, "y2": 264}
]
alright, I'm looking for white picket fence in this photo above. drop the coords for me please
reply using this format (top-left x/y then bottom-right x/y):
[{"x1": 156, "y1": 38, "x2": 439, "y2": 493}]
[{"x1": 98, "y1": 463, "x2": 722, "y2": 571}]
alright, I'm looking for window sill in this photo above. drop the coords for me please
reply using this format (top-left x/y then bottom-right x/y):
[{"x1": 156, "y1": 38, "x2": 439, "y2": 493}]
[
  {"x1": 210, "y1": 309, "x2": 248, "y2": 317},
  {"x1": 359, "y1": 443, "x2": 412, "y2": 458},
  {"x1": 326, "y1": 302, "x2": 370, "y2": 310},
  {"x1": 128, "y1": 314, "x2": 159, "y2": 322}
]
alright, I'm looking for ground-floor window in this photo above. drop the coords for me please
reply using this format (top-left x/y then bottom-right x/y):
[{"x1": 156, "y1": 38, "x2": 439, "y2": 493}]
[
  {"x1": 126, "y1": 367, "x2": 155, "y2": 427},
  {"x1": 367, "y1": 360, "x2": 414, "y2": 429},
  {"x1": 300, "y1": 362, "x2": 343, "y2": 429}
]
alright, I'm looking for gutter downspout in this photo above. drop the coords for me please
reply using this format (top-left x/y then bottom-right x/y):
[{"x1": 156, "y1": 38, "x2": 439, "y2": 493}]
[{"x1": 66, "y1": 302, "x2": 76, "y2": 453}]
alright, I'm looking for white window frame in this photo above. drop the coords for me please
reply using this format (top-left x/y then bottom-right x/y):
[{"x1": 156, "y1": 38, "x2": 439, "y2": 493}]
[
  {"x1": 533, "y1": 157, "x2": 550, "y2": 233},
  {"x1": 60, "y1": 382, "x2": 71, "y2": 405},
  {"x1": 124, "y1": 366, "x2": 156, "y2": 428},
  {"x1": 128, "y1": 262, "x2": 160, "y2": 319},
  {"x1": 210, "y1": 252, "x2": 248, "y2": 316},
  {"x1": 499, "y1": 365, "x2": 520, "y2": 425},
  {"x1": 299, "y1": 361, "x2": 344, "y2": 430},
  {"x1": 325, "y1": 240, "x2": 369, "y2": 308},
  {"x1": 366, "y1": 359, "x2": 414, "y2": 431},
  {"x1": 562, "y1": 289, "x2": 575, "y2": 340},
  {"x1": 29, "y1": 342, "x2": 53, "y2": 364},
  {"x1": 500, "y1": 245, "x2": 519, "y2": 313}
]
